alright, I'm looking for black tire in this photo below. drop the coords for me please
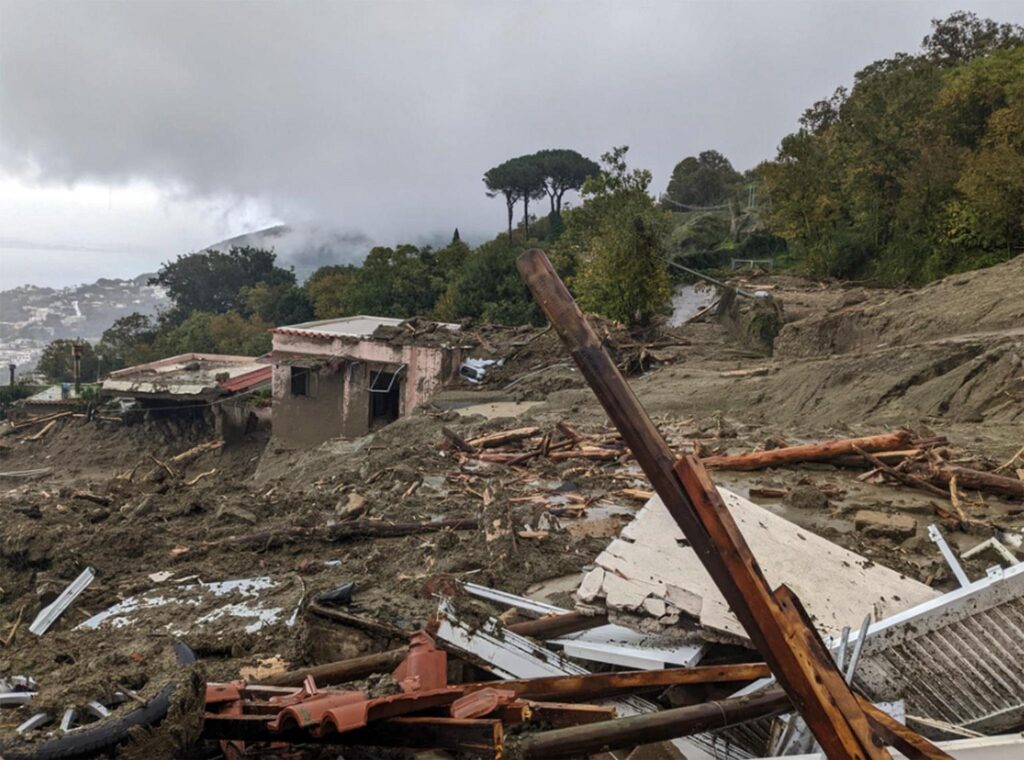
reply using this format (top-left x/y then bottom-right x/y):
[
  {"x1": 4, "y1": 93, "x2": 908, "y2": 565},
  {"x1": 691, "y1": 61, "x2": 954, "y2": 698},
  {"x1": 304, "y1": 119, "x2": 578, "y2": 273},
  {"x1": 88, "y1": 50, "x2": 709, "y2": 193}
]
[{"x1": 0, "y1": 642, "x2": 196, "y2": 760}]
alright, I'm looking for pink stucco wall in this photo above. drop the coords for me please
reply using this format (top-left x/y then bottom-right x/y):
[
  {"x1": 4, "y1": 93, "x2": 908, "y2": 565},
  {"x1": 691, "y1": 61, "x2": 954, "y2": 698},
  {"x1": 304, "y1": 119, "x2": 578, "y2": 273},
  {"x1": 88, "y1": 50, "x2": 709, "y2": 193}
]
[{"x1": 271, "y1": 331, "x2": 463, "y2": 442}]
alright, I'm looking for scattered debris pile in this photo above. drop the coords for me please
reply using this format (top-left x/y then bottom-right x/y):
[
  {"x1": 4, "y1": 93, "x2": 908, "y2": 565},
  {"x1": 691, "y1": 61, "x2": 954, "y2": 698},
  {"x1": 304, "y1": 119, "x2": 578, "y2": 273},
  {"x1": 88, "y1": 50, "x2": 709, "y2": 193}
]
[{"x1": 2, "y1": 253, "x2": 1024, "y2": 757}]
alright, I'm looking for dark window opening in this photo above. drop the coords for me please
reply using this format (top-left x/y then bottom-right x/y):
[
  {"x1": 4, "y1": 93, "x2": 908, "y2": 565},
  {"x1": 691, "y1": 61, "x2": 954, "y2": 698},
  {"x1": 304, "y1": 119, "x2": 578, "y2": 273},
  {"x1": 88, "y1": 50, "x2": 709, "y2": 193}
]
[
  {"x1": 369, "y1": 371, "x2": 401, "y2": 426},
  {"x1": 290, "y1": 366, "x2": 309, "y2": 396}
]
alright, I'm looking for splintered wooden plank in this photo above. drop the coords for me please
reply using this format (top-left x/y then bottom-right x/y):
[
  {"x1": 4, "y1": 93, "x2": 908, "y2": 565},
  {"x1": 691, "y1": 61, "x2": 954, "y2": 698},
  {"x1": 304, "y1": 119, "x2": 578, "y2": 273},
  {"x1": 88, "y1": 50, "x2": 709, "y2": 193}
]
[
  {"x1": 516, "y1": 249, "x2": 893, "y2": 760},
  {"x1": 458, "y1": 663, "x2": 772, "y2": 702},
  {"x1": 857, "y1": 697, "x2": 954, "y2": 759}
]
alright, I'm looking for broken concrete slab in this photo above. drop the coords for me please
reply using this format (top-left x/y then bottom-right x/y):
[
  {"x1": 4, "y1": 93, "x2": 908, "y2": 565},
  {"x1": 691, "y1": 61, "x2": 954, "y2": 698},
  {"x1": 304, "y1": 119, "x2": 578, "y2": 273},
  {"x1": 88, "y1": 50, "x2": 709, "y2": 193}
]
[
  {"x1": 854, "y1": 509, "x2": 917, "y2": 539},
  {"x1": 577, "y1": 489, "x2": 937, "y2": 645}
]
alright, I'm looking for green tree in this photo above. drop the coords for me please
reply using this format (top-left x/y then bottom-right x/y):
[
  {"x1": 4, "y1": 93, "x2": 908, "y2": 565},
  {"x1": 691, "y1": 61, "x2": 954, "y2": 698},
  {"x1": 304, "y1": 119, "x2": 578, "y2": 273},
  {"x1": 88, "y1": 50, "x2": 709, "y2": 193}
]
[
  {"x1": 150, "y1": 246, "x2": 296, "y2": 321},
  {"x1": 97, "y1": 313, "x2": 159, "y2": 370},
  {"x1": 486, "y1": 151, "x2": 597, "y2": 237},
  {"x1": 305, "y1": 264, "x2": 360, "y2": 319},
  {"x1": 534, "y1": 149, "x2": 601, "y2": 215},
  {"x1": 36, "y1": 340, "x2": 100, "y2": 383},
  {"x1": 762, "y1": 12, "x2": 1024, "y2": 284},
  {"x1": 664, "y1": 150, "x2": 742, "y2": 208},
  {"x1": 923, "y1": 10, "x2": 1024, "y2": 64},
  {"x1": 153, "y1": 312, "x2": 272, "y2": 357},
  {"x1": 563, "y1": 147, "x2": 672, "y2": 326},
  {"x1": 433, "y1": 239, "x2": 471, "y2": 282},
  {"x1": 484, "y1": 161, "x2": 524, "y2": 238},
  {"x1": 1, "y1": 383, "x2": 37, "y2": 419},
  {"x1": 512, "y1": 156, "x2": 548, "y2": 236},
  {"x1": 343, "y1": 245, "x2": 442, "y2": 318},
  {"x1": 435, "y1": 238, "x2": 542, "y2": 325},
  {"x1": 934, "y1": 47, "x2": 1024, "y2": 272},
  {"x1": 242, "y1": 282, "x2": 315, "y2": 326}
]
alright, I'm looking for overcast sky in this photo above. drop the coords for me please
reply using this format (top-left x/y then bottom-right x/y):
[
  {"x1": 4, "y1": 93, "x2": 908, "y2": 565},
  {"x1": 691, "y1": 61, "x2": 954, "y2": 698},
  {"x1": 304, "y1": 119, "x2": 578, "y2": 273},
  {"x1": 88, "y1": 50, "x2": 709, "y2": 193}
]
[{"x1": 2, "y1": 0, "x2": 1023, "y2": 288}]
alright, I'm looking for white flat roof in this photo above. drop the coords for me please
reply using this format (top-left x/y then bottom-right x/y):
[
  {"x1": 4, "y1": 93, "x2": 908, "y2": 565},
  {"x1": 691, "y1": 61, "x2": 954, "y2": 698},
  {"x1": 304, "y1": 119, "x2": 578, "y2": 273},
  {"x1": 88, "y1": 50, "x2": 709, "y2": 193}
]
[
  {"x1": 275, "y1": 315, "x2": 460, "y2": 339},
  {"x1": 276, "y1": 315, "x2": 405, "y2": 338}
]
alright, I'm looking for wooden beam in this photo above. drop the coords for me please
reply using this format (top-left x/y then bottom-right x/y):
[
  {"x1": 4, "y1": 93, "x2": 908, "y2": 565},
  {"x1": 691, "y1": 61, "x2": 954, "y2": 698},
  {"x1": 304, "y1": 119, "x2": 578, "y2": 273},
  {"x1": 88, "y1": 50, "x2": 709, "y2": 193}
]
[
  {"x1": 507, "y1": 688, "x2": 790, "y2": 758},
  {"x1": 858, "y1": 697, "x2": 954, "y2": 760},
  {"x1": 460, "y1": 663, "x2": 771, "y2": 702},
  {"x1": 516, "y1": 249, "x2": 892, "y2": 760},
  {"x1": 501, "y1": 611, "x2": 609, "y2": 640},
  {"x1": 257, "y1": 648, "x2": 406, "y2": 687},
  {"x1": 524, "y1": 701, "x2": 616, "y2": 727}
]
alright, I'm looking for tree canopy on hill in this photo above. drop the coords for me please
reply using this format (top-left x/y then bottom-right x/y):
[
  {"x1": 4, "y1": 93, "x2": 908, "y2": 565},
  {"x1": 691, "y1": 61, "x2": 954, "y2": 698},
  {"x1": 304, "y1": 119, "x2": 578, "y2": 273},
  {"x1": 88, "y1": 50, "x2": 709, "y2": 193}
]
[
  {"x1": 37, "y1": 339, "x2": 100, "y2": 383},
  {"x1": 762, "y1": 11, "x2": 1024, "y2": 284},
  {"x1": 484, "y1": 149, "x2": 599, "y2": 236},
  {"x1": 558, "y1": 146, "x2": 672, "y2": 325},
  {"x1": 663, "y1": 150, "x2": 743, "y2": 208},
  {"x1": 150, "y1": 246, "x2": 298, "y2": 321}
]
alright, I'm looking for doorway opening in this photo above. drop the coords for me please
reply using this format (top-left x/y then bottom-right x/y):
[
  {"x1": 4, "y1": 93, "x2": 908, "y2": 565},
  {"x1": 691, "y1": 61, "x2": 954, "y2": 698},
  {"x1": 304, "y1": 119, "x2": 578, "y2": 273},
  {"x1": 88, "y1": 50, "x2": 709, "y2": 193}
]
[{"x1": 369, "y1": 370, "x2": 401, "y2": 427}]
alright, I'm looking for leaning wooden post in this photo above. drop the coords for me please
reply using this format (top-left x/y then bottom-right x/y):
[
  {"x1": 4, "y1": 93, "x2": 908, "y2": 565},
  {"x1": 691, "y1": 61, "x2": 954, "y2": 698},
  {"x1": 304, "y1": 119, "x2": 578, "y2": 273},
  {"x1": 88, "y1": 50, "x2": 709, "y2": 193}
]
[{"x1": 516, "y1": 249, "x2": 948, "y2": 760}]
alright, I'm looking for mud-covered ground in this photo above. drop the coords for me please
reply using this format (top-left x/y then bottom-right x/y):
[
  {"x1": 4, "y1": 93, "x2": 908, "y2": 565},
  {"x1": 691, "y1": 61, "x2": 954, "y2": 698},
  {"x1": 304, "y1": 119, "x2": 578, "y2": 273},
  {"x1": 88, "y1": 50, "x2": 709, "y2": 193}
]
[{"x1": 1, "y1": 256, "x2": 1022, "y2": 756}]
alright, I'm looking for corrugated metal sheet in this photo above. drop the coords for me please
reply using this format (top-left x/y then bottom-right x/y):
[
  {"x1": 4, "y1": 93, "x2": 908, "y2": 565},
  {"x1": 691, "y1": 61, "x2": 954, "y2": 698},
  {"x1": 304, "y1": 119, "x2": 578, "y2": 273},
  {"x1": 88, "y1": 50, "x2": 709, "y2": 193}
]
[
  {"x1": 690, "y1": 562, "x2": 1024, "y2": 758},
  {"x1": 853, "y1": 562, "x2": 1024, "y2": 733},
  {"x1": 272, "y1": 315, "x2": 405, "y2": 340}
]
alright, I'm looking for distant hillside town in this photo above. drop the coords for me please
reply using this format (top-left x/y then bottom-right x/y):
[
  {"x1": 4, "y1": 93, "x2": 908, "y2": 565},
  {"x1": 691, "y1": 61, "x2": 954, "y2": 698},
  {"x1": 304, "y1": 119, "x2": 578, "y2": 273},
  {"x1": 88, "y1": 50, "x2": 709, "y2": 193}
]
[{"x1": 0, "y1": 274, "x2": 169, "y2": 377}]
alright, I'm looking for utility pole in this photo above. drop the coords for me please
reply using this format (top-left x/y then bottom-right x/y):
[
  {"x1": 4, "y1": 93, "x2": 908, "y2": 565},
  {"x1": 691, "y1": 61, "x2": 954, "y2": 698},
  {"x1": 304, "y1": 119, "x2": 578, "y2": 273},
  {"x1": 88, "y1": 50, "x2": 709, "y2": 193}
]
[{"x1": 71, "y1": 341, "x2": 83, "y2": 397}]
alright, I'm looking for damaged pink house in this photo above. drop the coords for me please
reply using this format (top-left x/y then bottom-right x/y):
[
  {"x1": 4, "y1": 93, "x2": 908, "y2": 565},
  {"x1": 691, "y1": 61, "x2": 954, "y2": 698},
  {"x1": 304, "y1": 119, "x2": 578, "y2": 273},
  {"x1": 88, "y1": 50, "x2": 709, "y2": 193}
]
[{"x1": 268, "y1": 316, "x2": 470, "y2": 444}]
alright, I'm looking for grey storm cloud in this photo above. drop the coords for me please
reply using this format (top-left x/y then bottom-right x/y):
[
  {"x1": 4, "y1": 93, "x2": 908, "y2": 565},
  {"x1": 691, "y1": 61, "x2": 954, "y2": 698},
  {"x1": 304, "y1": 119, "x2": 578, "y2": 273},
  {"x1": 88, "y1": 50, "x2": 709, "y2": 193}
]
[{"x1": 3, "y1": 0, "x2": 1024, "y2": 256}]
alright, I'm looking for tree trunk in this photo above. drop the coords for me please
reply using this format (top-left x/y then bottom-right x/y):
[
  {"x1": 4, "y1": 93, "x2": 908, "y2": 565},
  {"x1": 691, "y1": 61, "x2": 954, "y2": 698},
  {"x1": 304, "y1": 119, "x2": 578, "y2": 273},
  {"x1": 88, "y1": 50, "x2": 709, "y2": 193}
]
[
  {"x1": 506, "y1": 195, "x2": 514, "y2": 238},
  {"x1": 524, "y1": 195, "x2": 531, "y2": 236},
  {"x1": 701, "y1": 431, "x2": 912, "y2": 471}
]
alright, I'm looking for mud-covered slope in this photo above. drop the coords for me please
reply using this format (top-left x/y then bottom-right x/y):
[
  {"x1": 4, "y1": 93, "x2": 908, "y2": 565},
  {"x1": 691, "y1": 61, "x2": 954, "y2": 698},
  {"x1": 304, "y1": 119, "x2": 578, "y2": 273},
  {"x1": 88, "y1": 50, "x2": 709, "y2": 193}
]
[
  {"x1": 626, "y1": 334, "x2": 1023, "y2": 433},
  {"x1": 776, "y1": 255, "x2": 1024, "y2": 358}
]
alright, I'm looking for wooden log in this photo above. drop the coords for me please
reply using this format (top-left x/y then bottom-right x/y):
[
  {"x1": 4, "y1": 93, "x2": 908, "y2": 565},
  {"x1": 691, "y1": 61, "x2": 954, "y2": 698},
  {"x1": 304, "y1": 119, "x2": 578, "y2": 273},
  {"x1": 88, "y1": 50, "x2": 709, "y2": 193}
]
[
  {"x1": 920, "y1": 463, "x2": 1024, "y2": 500},
  {"x1": 748, "y1": 487, "x2": 789, "y2": 499},
  {"x1": 616, "y1": 488, "x2": 655, "y2": 501},
  {"x1": 507, "y1": 688, "x2": 790, "y2": 759},
  {"x1": 257, "y1": 648, "x2": 407, "y2": 687},
  {"x1": 307, "y1": 602, "x2": 409, "y2": 638},
  {"x1": 853, "y1": 446, "x2": 948, "y2": 498},
  {"x1": 500, "y1": 611, "x2": 608, "y2": 640},
  {"x1": 548, "y1": 447, "x2": 622, "y2": 461},
  {"x1": 700, "y1": 431, "x2": 912, "y2": 471},
  {"x1": 13, "y1": 411, "x2": 73, "y2": 430},
  {"x1": 476, "y1": 452, "x2": 538, "y2": 464},
  {"x1": 72, "y1": 490, "x2": 112, "y2": 506},
  {"x1": 556, "y1": 421, "x2": 584, "y2": 442},
  {"x1": 468, "y1": 427, "x2": 540, "y2": 449},
  {"x1": 516, "y1": 249, "x2": 892, "y2": 760},
  {"x1": 830, "y1": 449, "x2": 923, "y2": 468},
  {"x1": 27, "y1": 419, "x2": 58, "y2": 441},
  {"x1": 462, "y1": 663, "x2": 772, "y2": 702},
  {"x1": 442, "y1": 426, "x2": 476, "y2": 454},
  {"x1": 223, "y1": 518, "x2": 480, "y2": 550},
  {"x1": 170, "y1": 439, "x2": 224, "y2": 464}
]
